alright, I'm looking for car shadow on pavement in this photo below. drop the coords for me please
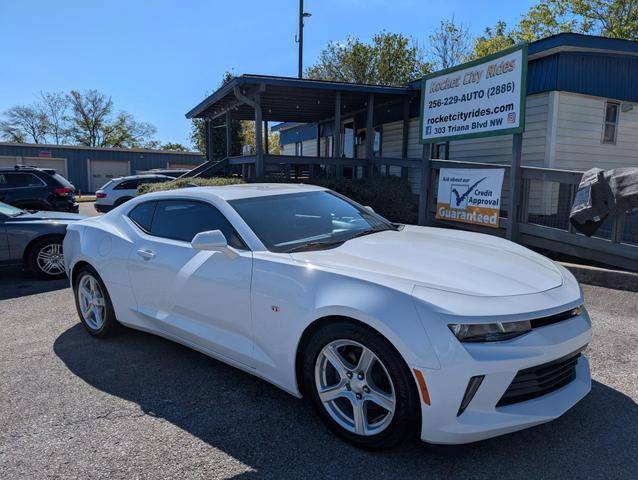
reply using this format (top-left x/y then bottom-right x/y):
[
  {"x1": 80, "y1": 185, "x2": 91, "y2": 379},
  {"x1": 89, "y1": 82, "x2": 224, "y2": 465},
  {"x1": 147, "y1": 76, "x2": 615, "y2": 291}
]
[
  {"x1": 54, "y1": 324, "x2": 637, "y2": 480},
  {"x1": 0, "y1": 270, "x2": 68, "y2": 300}
]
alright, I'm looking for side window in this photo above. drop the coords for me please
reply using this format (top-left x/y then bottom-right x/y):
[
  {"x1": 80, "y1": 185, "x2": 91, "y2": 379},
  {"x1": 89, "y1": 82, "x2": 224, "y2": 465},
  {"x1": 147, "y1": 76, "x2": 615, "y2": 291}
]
[
  {"x1": 150, "y1": 200, "x2": 246, "y2": 248},
  {"x1": 115, "y1": 179, "x2": 140, "y2": 190},
  {"x1": 149, "y1": 177, "x2": 170, "y2": 184},
  {"x1": 128, "y1": 201, "x2": 156, "y2": 233},
  {"x1": 602, "y1": 101, "x2": 620, "y2": 145},
  {"x1": 5, "y1": 173, "x2": 45, "y2": 187}
]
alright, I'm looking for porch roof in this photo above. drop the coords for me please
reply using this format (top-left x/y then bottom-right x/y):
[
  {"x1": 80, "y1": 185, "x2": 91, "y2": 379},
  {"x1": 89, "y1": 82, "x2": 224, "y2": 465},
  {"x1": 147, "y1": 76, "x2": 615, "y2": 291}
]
[{"x1": 185, "y1": 74, "x2": 414, "y2": 122}]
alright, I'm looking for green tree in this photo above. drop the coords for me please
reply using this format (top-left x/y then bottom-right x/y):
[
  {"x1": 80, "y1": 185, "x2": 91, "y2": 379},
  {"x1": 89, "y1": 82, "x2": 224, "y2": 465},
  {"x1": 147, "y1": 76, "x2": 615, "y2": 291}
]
[
  {"x1": 548, "y1": 0, "x2": 638, "y2": 38},
  {"x1": 38, "y1": 91, "x2": 68, "y2": 144},
  {"x1": 190, "y1": 118, "x2": 206, "y2": 152},
  {"x1": 306, "y1": 31, "x2": 430, "y2": 85},
  {"x1": 66, "y1": 90, "x2": 157, "y2": 148},
  {"x1": 429, "y1": 16, "x2": 472, "y2": 70},
  {"x1": 474, "y1": 0, "x2": 638, "y2": 58},
  {"x1": 160, "y1": 142, "x2": 189, "y2": 151},
  {"x1": 190, "y1": 71, "x2": 245, "y2": 157},
  {"x1": 473, "y1": 21, "x2": 519, "y2": 58},
  {"x1": 0, "y1": 105, "x2": 48, "y2": 143},
  {"x1": 65, "y1": 90, "x2": 113, "y2": 146},
  {"x1": 102, "y1": 111, "x2": 157, "y2": 148}
]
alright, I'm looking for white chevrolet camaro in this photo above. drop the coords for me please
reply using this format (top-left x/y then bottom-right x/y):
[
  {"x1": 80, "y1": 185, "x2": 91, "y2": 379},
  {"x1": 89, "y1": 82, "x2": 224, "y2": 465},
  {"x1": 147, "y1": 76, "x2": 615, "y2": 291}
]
[{"x1": 63, "y1": 184, "x2": 592, "y2": 450}]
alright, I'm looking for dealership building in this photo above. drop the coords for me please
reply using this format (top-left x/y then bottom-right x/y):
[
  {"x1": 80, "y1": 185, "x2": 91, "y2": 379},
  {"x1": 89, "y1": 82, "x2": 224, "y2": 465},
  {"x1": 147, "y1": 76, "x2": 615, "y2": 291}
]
[
  {"x1": 0, "y1": 143, "x2": 204, "y2": 192},
  {"x1": 266, "y1": 33, "x2": 638, "y2": 192}
]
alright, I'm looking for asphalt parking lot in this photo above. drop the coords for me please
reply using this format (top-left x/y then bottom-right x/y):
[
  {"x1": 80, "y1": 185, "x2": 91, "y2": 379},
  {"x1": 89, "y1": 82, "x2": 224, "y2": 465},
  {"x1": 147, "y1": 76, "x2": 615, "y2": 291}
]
[
  {"x1": 78, "y1": 201, "x2": 101, "y2": 217},
  {"x1": 1, "y1": 257, "x2": 637, "y2": 478}
]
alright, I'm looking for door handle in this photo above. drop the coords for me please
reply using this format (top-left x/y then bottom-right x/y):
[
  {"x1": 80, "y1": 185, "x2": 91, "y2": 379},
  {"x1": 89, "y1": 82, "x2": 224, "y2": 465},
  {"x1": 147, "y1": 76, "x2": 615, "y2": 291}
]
[{"x1": 136, "y1": 248, "x2": 156, "y2": 260}]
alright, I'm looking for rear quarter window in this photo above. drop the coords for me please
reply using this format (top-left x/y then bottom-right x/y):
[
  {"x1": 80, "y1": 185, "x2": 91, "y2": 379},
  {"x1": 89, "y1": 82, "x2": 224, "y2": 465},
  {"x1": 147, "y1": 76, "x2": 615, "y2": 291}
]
[
  {"x1": 128, "y1": 201, "x2": 157, "y2": 232},
  {"x1": 115, "y1": 179, "x2": 141, "y2": 190},
  {"x1": 52, "y1": 173, "x2": 73, "y2": 187}
]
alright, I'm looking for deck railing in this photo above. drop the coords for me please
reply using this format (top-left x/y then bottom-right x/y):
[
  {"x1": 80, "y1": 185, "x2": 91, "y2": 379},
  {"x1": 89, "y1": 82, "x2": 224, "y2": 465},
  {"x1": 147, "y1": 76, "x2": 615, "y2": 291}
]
[{"x1": 188, "y1": 154, "x2": 638, "y2": 271}]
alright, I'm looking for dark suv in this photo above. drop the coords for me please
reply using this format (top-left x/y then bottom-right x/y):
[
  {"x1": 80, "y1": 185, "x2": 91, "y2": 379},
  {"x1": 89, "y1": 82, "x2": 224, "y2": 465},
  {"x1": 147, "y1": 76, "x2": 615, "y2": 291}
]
[{"x1": 0, "y1": 166, "x2": 79, "y2": 213}]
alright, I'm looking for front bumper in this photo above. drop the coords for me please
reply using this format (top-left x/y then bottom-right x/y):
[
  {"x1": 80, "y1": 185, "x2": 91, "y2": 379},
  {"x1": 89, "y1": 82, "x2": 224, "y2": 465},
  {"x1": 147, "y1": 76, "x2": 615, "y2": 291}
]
[{"x1": 413, "y1": 313, "x2": 592, "y2": 444}]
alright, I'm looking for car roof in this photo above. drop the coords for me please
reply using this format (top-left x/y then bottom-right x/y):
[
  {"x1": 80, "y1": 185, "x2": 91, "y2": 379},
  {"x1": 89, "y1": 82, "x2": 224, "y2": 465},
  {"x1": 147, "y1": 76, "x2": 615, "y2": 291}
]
[
  {"x1": 0, "y1": 166, "x2": 47, "y2": 173},
  {"x1": 146, "y1": 183, "x2": 328, "y2": 201},
  {"x1": 113, "y1": 174, "x2": 172, "y2": 181}
]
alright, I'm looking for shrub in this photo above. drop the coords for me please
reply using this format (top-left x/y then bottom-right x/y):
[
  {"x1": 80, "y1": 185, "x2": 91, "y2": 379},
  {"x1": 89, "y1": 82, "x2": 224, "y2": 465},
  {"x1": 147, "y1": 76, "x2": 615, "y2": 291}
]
[
  {"x1": 312, "y1": 175, "x2": 418, "y2": 224},
  {"x1": 137, "y1": 176, "x2": 244, "y2": 195},
  {"x1": 253, "y1": 174, "x2": 418, "y2": 224}
]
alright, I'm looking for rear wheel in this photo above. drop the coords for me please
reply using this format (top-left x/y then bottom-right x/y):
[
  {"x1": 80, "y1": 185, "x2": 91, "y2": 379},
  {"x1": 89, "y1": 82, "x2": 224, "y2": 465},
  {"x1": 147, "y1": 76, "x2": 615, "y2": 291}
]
[
  {"x1": 302, "y1": 321, "x2": 420, "y2": 450},
  {"x1": 27, "y1": 237, "x2": 66, "y2": 278},
  {"x1": 72, "y1": 266, "x2": 118, "y2": 337}
]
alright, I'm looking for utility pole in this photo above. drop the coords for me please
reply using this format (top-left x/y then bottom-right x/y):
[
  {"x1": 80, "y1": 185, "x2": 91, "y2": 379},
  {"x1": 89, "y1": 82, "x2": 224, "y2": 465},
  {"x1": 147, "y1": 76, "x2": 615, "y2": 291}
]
[{"x1": 296, "y1": 0, "x2": 311, "y2": 78}]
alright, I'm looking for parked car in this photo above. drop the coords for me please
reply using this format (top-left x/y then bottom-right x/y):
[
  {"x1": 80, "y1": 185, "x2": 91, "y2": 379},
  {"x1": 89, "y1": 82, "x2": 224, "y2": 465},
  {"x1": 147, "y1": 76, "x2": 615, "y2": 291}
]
[
  {"x1": 0, "y1": 166, "x2": 79, "y2": 213},
  {"x1": 0, "y1": 201, "x2": 84, "y2": 277},
  {"x1": 94, "y1": 174, "x2": 172, "y2": 213},
  {"x1": 64, "y1": 184, "x2": 591, "y2": 450}
]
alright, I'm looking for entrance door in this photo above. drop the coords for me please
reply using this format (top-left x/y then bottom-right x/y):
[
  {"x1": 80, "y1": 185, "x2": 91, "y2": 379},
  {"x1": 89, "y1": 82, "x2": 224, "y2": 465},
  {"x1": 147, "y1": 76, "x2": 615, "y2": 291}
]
[{"x1": 341, "y1": 120, "x2": 355, "y2": 179}]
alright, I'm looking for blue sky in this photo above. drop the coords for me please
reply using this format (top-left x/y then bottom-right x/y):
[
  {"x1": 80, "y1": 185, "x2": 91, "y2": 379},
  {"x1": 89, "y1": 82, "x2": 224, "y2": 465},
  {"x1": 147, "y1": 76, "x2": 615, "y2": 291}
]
[{"x1": 0, "y1": 0, "x2": 536, "y2": 149}]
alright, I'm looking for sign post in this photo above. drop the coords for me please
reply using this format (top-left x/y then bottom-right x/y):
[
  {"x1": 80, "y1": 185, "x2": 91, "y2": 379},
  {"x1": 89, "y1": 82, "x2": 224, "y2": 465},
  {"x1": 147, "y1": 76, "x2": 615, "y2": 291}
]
[
  {"x1": 507, "y1": 133, "x2": 523, "y2": 240},
  {"x1": 418, "y1": 143, "x2": 431, "y2": 225},
  {"x1": 418, "y1": 44, "x2": 528, "y2": 233}
]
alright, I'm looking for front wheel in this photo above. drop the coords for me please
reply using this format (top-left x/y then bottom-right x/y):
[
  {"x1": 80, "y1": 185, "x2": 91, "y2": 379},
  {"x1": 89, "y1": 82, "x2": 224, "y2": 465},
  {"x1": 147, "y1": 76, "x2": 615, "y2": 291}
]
[{"x1": 302, "y1": 321, "x2": 420, "y2": 450}]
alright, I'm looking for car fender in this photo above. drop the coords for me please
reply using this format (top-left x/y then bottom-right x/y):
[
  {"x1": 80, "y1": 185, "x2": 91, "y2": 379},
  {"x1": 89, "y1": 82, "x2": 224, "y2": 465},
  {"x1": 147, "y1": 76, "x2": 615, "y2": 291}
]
[
  {"x1": 6, "y1": 221, "x2": 68, "y2": 262},
  {"x1": 250, "y1": 254, "x2": 440, "y2": 397}
]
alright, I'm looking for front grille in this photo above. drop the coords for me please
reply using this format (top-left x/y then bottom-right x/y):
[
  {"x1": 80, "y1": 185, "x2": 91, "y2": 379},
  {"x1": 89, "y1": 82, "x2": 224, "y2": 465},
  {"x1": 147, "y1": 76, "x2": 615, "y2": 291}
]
[
  {"x1": 497, "y1": 350, "x2": 582, "y2": 407},
  {"x1": 530, "y1": 308, "x2": 579, "y2": 329}
]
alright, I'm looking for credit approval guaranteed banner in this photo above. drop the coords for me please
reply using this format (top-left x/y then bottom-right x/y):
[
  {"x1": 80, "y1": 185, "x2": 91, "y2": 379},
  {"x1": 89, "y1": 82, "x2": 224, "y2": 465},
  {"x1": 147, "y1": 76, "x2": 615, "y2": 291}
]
[
  {"x1": 420, "y1": 44, "x2": 527, "y2": 143},
  {"x1": 436, "y1": 168, "x2": 505, "y2": 228}
]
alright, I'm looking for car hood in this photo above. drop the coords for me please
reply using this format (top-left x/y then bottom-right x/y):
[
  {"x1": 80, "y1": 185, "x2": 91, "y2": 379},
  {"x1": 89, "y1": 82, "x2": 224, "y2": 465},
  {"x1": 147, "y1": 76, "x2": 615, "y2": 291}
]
[
  {"x1": 290, "y1": 225, "x2": 563, "y2": 297},
  {"x1": 7, "y1": 211, "x2": 85, "y2": 224}
]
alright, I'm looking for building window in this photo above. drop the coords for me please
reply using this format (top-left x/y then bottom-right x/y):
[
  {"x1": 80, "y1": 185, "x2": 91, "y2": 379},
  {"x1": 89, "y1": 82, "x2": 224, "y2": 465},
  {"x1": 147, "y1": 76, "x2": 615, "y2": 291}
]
[
  {"x1": 295, "y1": 141, "x2": 303, "y2": 156},
  {"x1": 373, "y1": 127, "x2": 381, "y2": 157},
  {"x1": 432, "y1": 142, "x2": 448, "y2": 159},
  {"x1": 602, "y1": 101, "x2": 620, "y2": 144},
  {"x1": 325, "y1": 136, "x2": 334, "y2": 157}
]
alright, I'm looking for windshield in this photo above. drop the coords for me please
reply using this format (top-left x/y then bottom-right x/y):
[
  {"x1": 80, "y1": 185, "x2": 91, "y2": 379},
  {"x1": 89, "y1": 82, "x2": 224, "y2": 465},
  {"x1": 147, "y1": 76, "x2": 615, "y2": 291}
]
[
  {"x1": 0, "y1": 202, "x2": 25, "y2": 217},
  {"x1": 229, "y1": 191, "x2": 396, "y2": 252}
]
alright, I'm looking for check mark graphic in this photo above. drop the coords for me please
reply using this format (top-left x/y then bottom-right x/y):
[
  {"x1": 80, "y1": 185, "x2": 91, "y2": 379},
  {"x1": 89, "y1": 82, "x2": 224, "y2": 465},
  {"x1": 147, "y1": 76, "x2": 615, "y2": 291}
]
[{"x1": 451, "y1": 177, "x2": 487, "y2": 207}]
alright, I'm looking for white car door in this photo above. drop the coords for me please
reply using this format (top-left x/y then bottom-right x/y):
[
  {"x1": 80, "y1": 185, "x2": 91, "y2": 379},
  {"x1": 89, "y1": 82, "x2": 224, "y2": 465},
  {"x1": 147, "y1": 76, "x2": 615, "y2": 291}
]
[{"x1": 127, "y1": 198, "x2": 254, "y2": 367}]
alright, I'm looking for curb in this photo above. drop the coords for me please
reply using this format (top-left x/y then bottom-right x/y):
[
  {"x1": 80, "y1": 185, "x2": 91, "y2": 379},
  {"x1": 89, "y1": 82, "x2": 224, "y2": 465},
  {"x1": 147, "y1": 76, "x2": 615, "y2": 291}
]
[{"x1": 561, "y1": 261, "x2": 638, "y2": 293}]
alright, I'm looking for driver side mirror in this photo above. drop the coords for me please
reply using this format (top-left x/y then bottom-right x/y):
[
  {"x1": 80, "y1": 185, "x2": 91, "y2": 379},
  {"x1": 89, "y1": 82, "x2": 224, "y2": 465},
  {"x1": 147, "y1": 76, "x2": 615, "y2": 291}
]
[{"x1": 191, "y1": 230, "x2": 238, "y2": 259}]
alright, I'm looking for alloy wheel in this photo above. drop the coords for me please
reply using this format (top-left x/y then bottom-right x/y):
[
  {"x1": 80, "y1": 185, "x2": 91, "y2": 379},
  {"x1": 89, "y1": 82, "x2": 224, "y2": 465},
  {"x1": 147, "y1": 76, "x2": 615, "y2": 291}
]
[
  {"x1": 36, "y1": 243, "x2": 65, "y2": 276},
  {"x1": 314, "y1": 339, "x2": 396, "y2": 436},
  {"x1": 77, "y1": 274, "x2": 106, "y2": 330}
]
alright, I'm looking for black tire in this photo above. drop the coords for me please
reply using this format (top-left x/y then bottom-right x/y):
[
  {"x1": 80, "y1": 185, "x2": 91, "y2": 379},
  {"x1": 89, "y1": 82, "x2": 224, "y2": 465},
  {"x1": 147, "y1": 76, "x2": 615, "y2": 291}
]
[
  {"x1": 114, "y1": 196, "x2": 133, "y2": 207},
  {"x1": 302, "y1": 321, "x2": 420, "y2": 450},
  {"x1": 72, "y1": 265, "x2": 119, "y2": 337},
  {"x1": 27, "y1": 236, "x2": 66, "y2": 279}
]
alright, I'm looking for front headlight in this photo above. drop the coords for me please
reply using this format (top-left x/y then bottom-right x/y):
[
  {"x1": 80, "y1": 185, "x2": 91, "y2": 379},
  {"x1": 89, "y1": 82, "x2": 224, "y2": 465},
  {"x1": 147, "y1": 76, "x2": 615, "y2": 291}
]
[{"x1": 448, "y1": 320, "x2": 532, "y2": 342}]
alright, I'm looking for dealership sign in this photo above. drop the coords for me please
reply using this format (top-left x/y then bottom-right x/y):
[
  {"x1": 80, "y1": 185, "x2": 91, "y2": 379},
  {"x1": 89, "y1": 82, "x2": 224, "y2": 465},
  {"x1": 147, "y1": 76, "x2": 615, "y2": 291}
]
[
  {"x1": 436, "y1": 168, "x2": 505, "y2": 228},
  {"x1": 420, "y1": 44, "x2": 527, "y2": 143}
]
